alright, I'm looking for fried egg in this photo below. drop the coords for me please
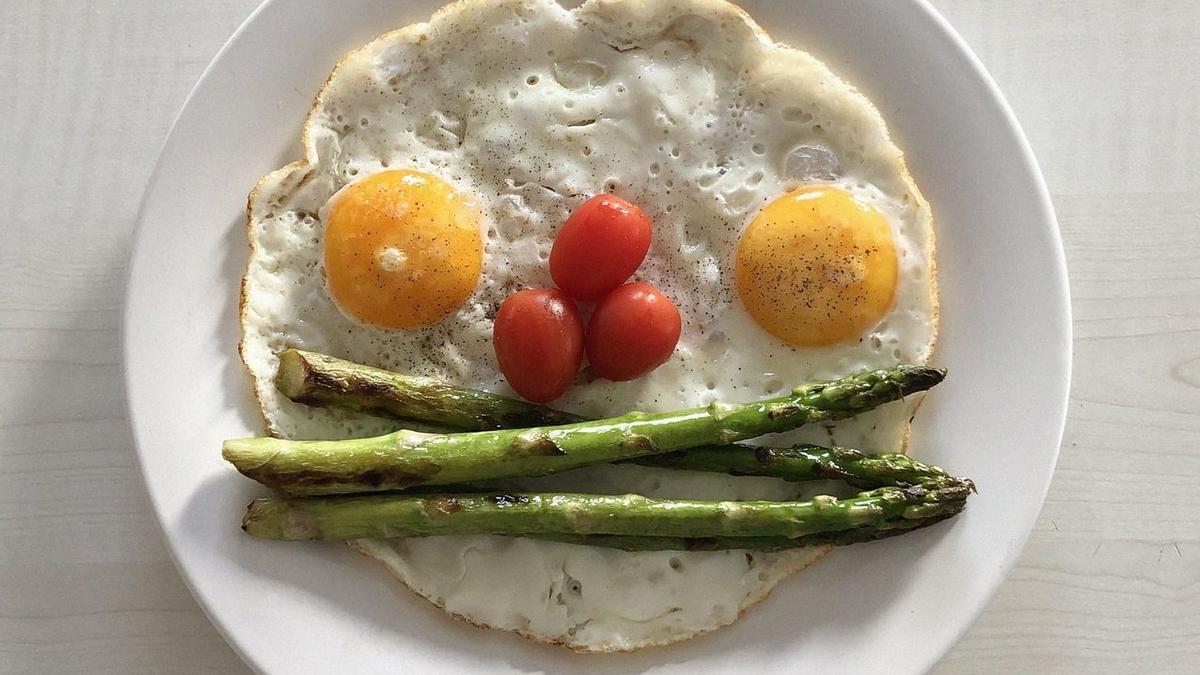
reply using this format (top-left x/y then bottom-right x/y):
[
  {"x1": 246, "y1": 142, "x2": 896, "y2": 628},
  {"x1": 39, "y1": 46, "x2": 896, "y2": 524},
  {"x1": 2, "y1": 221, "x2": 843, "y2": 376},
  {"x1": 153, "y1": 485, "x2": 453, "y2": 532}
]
[{"x1": 239, "y1": 0, "x2": 936, "y2": 652}]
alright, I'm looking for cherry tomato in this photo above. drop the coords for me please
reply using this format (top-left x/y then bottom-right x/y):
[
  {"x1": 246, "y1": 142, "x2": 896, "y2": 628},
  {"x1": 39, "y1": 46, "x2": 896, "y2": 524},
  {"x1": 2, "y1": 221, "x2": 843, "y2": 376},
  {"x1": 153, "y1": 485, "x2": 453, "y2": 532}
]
[
  {"x1": 549, "y1": 194, "x2": 652, "y2": 301},
  {"x1": 493, "y1": 288, "x2": 585, "y2": 402},
  {"x1": 586, "y1": 283, "x2": 681, "y2": 381}
]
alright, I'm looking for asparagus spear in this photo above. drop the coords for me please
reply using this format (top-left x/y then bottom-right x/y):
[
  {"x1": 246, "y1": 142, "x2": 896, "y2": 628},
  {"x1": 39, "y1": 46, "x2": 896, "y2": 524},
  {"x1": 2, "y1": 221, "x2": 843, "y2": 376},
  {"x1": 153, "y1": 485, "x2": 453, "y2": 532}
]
[
  {"x1": 224, "y1": 365, "x2": 945, "y2": 495},
  {"x1": 241, "y1": 478, "x2": 973, "y2": 541},
  {"x1": 532, "y1": 505, "x2": 965, "y2": 552},
  {"x1": 275, "y1": 349, "x2": 584, "y2": 430},
  {"x1": 636, "y1": 444, "x2": 950, "y2": 488},
  {"x1": 274, "y1": 349, "x2": 947, "y2": 487}
]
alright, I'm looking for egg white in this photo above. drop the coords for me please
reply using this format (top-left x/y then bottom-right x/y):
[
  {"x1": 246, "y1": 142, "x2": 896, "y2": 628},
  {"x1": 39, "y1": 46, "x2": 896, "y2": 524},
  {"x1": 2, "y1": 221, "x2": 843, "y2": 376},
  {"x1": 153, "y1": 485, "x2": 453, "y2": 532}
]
[{"x1": 240, "y1": 0, "x2": 937, "y2": 652}]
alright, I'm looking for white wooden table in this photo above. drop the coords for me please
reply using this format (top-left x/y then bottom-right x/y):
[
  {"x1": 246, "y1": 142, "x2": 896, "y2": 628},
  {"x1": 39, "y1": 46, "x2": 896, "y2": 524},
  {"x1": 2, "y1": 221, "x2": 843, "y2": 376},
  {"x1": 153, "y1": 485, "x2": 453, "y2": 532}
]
[{"x1": 2, "y1": 1, "x2": 1196, "y2": 672}]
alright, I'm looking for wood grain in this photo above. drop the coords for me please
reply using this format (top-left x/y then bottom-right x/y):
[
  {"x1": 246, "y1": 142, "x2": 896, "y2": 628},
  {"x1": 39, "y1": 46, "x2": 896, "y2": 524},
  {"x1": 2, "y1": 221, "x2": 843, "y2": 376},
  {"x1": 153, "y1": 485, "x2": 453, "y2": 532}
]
[
  {"x1": 0, "y1": 2, "x2": 256, "y2": 672},
  {"x1": 930, "y1": 1, "x2": 1200, "y2": 673},
  {"x1": 1, "y1": 1, "x2": 1196, "y2": 673}
]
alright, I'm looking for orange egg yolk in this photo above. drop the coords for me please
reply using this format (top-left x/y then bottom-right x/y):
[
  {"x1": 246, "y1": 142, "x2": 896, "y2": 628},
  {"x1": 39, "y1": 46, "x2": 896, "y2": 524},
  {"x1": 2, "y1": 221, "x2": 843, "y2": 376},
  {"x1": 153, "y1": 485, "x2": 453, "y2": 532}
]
[
  {"x1": 323, "y1": 169, "x2": 483, "y2": 330},
  {"x1": 734, "y1": 186, "x2": 898, "y2": 347}
]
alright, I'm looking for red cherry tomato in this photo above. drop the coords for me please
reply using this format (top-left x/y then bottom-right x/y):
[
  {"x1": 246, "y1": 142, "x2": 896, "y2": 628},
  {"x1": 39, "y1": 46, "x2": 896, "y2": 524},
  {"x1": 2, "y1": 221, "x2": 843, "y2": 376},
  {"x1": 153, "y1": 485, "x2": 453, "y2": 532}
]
[
  {"x1": 493, "y1": 288, "x2": 585, "y2": 402},
  {"x1": 549, "y1": 194, "x2": 652, "y2": 301},
  {"x1": 586, "y1": 283, "x2": 682, "y2": 381}
]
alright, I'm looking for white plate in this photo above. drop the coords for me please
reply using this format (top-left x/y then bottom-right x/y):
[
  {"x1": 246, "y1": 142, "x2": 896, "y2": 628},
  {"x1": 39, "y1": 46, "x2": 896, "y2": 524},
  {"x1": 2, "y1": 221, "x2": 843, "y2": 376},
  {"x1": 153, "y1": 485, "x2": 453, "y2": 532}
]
[{"x1": 124, "y1": 1, "x2": 1070, "y2": 672}]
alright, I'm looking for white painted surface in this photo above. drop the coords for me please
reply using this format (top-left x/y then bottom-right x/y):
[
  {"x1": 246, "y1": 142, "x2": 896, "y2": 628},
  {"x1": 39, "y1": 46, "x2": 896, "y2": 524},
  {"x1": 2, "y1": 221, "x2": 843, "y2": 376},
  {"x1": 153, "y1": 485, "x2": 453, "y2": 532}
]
[{"x1": 0, "y1": 1, "x2": 1195, "y2": 672}]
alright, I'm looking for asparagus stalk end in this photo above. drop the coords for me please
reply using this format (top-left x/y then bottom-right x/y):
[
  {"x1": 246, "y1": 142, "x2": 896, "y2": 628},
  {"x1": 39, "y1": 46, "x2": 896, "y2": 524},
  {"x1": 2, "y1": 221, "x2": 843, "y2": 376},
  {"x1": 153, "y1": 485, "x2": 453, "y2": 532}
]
[
  {"x1": 222, "y1": 437, "x2": 272, "y2": 471},
  {"x1": 242, "y1": 498, "x2": 321, "y2": 540}
]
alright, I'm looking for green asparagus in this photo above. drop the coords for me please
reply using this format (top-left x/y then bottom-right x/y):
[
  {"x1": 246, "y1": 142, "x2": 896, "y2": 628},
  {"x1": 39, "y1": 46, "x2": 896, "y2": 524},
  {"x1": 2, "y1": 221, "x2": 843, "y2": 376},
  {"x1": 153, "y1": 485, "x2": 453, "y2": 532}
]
[
  {"x1": 274, "y1": 349, "x2": 947, "y2": 487},
  {"x1": 636, "y1": 444, "x2": 951, "y2": 488},
  {"x1": 531, "y1": 505, "x2": 965, "y2": 551},
  {"x1": 241, "y1": 478, "x2": 973, "y2": 541},
  {"x1": 275, "y1": 349, "x2": 584, "y2": 430},
  {"x1": 224, "y1": 365, "x2": 945, "y2": 495}
]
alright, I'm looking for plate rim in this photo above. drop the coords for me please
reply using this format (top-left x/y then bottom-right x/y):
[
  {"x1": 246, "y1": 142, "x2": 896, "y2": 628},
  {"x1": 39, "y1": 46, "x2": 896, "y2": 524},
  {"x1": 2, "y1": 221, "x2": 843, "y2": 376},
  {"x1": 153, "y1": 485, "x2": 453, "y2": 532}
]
[
  {"x1": 899, "y1": 0, "x2": 1072, "y2": 664},
  {"x1": 123, "y1": 1, "x2": 1072, "y2": 672},
  {"x1": 122, "y1": 0, "x2": 276, "y2": 669}
]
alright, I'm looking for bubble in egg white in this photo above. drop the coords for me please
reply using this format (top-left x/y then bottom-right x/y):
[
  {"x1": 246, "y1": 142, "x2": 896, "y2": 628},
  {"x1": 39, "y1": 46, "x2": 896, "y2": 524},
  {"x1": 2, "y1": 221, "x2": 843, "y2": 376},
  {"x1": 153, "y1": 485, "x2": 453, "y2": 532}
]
[{"x1": 784, "y1": 143, "x2": 841, "y2": 181}]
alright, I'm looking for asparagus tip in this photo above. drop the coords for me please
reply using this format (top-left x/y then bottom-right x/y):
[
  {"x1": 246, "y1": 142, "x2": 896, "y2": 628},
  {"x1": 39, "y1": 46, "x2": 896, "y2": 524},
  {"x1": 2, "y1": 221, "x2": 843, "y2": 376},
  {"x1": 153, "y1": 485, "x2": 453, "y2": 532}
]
[{"x1": 903, "y1": 366, "x2": 947, "y2": 393}]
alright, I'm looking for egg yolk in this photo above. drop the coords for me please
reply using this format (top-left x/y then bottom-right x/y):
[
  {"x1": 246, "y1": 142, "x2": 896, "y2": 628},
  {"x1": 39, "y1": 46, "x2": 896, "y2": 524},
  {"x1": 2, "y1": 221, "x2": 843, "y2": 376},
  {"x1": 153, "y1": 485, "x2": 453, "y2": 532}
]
[
  {"x1": 734, "y1": 186, "x2": 898, "y2": 347},
  {"x1": 323, "y1": 169, "x2": 483, "y2": 330}
]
